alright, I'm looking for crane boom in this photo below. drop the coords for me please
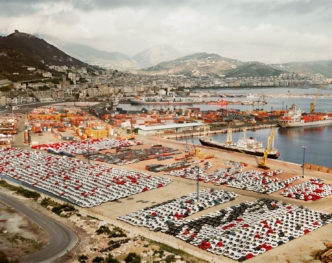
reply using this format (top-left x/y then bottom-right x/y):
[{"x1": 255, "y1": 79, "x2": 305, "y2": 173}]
[
  {"x1": 259, "y1": 128, "x2": 276, "y2": 169},
  {"x1": 310, "y1": 85, "x2": 322, "y2": 114}
]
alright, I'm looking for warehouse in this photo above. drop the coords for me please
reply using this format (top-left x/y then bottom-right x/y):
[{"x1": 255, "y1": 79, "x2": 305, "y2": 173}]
[{"x1": 137, "y1": 122, "x2": 206, "y2": 136}]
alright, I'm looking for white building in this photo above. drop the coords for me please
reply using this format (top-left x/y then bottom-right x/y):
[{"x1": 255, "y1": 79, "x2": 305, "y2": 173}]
[{"x1": 137, "y1": 122, "x2": 205, "y2": 136}]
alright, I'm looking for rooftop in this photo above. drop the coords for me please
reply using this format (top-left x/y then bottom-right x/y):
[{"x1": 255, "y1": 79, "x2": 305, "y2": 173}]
[{"x1": 137, "y1": 122, "x2": 205, "y2": 131}]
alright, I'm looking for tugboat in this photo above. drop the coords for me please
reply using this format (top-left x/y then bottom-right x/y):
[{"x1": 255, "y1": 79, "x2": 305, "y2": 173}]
[{"x1": 199, "y1": 128, "x2": 280, "y2": 159}]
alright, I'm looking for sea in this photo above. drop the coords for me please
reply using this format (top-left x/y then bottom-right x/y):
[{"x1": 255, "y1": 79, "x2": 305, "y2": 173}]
[{"x1": 120, "y1": 86, "x2": 332, "y2": 168}]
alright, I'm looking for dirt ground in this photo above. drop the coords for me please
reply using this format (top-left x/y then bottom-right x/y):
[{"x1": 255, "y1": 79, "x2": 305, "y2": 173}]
[{"x1": 0, "y1": 201, "x2": 49, "y2": 261}]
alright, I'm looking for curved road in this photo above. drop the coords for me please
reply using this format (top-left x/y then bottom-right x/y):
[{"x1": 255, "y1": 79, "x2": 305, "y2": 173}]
[{"x1": 0, "y1": 192, "x2": 77, "y2": 263}]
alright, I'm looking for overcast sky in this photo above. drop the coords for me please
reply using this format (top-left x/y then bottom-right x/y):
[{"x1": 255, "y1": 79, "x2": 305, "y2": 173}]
[{"x1": 0, "y1": 0, "x2": 331, "y2": 63}]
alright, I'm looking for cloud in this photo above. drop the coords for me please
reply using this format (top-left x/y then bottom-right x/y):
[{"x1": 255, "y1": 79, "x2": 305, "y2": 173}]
[{"x1": 0, "y1": 0, "x2": 331, "y2": 63}]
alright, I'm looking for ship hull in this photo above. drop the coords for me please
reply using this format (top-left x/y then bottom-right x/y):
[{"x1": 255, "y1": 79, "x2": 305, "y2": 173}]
[
  {"x1": 279, "y1": 119, "x2": 332, "y2": 128},
  {"x1": 199, "y1": 138, "x2": 280, "y2": 159}
]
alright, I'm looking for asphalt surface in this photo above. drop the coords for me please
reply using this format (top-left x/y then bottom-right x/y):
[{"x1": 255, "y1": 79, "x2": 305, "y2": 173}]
[{"x1": 0, "y1": 192, "x2": 78, "y2": 263}]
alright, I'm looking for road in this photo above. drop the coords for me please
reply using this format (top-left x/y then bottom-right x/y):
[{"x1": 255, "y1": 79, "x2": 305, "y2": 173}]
[{"x1": 0, "y1": 192, "x2": 78, "y2": 263}]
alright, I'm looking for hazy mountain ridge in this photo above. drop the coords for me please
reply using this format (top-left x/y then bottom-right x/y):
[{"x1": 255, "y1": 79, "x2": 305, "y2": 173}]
[
  {"x1": 133, "y1": 45, "x2": 182, "y2": 68},
  {"x1": 60, "y1": 43, "x2": 139, "y2": 70},
  {"x1": 272, "y1": 61, "x2": 332, "y2": 78},
  {"x1": 57, "y1": 43, "x2": 183, "y2": 70}
]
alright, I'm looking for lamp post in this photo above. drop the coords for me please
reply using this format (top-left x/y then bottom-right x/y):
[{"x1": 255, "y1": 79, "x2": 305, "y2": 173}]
[
  {"x1": 87, "y1": 137, "x2": 90, "y2": 165},
  {"x1": 88, "y1": 134, "x2": 93, "y2": 165},
  {"x1": 197, "y1": 167, "x2": 200, "y2": 201},
  {"x1": 302, "y1": 146, "x2": 306, "y2": 178}
]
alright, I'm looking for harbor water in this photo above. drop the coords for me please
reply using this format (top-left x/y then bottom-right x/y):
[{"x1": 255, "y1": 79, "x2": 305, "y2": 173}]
[
  {"x1": 120, "y1": 87, "x2": 332, "y2": 168},
  {"x1": 178, "y1": 126, "x2": 332, "y2": 169}
]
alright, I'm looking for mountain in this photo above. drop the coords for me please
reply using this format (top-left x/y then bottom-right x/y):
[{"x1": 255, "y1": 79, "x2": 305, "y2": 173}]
[
  {"x1": 0, "y1": 30, "x2": 86, "y2": 81},
  {"x1": 133, "y1": 45, "x2": 182, "y2": 68},
  {"x1": 53, "y1": 42, "x2": 182, "y2": 69},
  {"x1": 140, "y1": 52, "x2": 243, "y2": 77},
  {"x1": 272, "y1": 60, "x2": 332, "y2": 78},
  {"x1": 60, "y1": 43, "x2": 139, "y2": 70},
  {"x1": 226, "y1": 62, "x2": 284, "y2": 78}
]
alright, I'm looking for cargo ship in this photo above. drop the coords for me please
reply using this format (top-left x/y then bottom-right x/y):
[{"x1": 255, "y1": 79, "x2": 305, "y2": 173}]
[
  {"x1": 279, "y1": 86, "x2": 332, "y2": 128},
  {"x1": 199, "y1": 129, "x2": 280, "y2": 159},
  {"x1": 278, "y1": 105, "x2": 332, "y2": 128}
]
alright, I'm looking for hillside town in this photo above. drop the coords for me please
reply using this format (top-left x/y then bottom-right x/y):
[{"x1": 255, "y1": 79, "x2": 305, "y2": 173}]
[{"x1": 0, "y1": 64, "x2": 330, "y2": 107}]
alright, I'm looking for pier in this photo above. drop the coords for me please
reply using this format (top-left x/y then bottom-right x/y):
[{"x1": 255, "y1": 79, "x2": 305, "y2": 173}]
[{"x1": 163, "y1": 123, "x2": 278, "y2": 139}]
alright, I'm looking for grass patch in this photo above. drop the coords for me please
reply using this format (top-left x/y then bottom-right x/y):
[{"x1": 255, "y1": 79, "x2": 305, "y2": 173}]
[
  {"x1": 40, "y1": 197, "x2": 76, "y2": 217},
  {"x1": 40, "y1": 197, "x2": 59, "y2": 208},
  {"x1": 108, "y1": 226, "x2": 127, "y2": 238},
  {"x1": 0, "y1": 180, "x2": 40, "y2": 200},
  {"x1": 148, "y1": 239, "x2": 208, "y2": 263}
]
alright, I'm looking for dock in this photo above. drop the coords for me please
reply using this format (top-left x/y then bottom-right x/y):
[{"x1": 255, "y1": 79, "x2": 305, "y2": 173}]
[{"x1": 163, "y1": 123, "x2": 278, "y2": 139}]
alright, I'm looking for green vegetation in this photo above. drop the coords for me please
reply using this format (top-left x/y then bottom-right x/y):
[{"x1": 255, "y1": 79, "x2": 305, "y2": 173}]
[
  {"x1": 165, "y1": 254, "x2": 175, "y2": 263},
  {"x1": 15, "y1": 187, "x2": 40, "y2": 200},
  {"x1": 0, "y1": 85, "x2": 12, "y2": 92},
  {"x1": 78, "y1": 255, "x2": 88, "y2": 263},
  {"x1": 0, "y1": 180, "x2": 40, "y2": 200},
  {"x1": 40, "y1": 197, "x2": 76, "y2": 217},
  {"x1": 92, "y1": 256, "x2": 104, "y2": 263},
  {"x1": 124, "y1": 252, "x2": 141, "y2": 263},
  {"x1": 105, "y1": 254, "x2": 120, "y2": 263},
  {"x1": 47, "y1": 78, "x2": 60, "y2": 85},
  {"x1": 88, "y1": 254, "x2": 120, "y2": 263},
  {"x1": 40, "y1": 197, "x2": 58, "y2": 208},
  {"x1": 96, "y1": 225, "x2": 127, "y2": 238},
  {"x1": 0, "y1": 227, "x2": 44, "y2": 254},
  {"x1": 108, "y1": 226, "x2": 127, "y2": 238},
  {"x1": 225, "y1": 62, "x2": 283, "y2": 78},
  {"x1": 96, "y1": 225, "x2": 111, "y2": 235},
  {"x1": 51, "y1": 203, "x2": 76, "y2": 216},
  {"x1": 149, "y1": 240, "x2": 208, "y2": 263},
  {"x1": 38, "y1": 85, "x2": 51, "y2": 91}
]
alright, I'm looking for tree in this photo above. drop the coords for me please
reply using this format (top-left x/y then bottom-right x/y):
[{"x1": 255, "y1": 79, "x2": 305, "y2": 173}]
[
  {"x1": 78, "y1": 254, "x2": 88, "y2": 263},
  {"x1": 105, "y1": 254, "x2": 120, "y2": 263},
  {"x1": 92, "y1": 256, "x2": 104, "y2": 263},
  {"x1": 125, "y1": 252, "x2": 141, "y2": 263}
]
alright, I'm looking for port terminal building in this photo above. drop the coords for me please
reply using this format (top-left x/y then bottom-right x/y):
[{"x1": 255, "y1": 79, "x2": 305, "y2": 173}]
[{"x1": 137, "y1": 122, "x2": 206, "y2": 136}]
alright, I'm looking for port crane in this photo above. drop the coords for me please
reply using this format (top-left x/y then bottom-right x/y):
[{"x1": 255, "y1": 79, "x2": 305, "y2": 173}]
[
  {"x1": 258, "y1": 128, "x2": 276, "y2": 169},
  {"x1": 226, "y1": 127, "x2": 233, "y2": 145},
  {"x1": 310, "y1": 85, "x2": 322, "y2": 114}
]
